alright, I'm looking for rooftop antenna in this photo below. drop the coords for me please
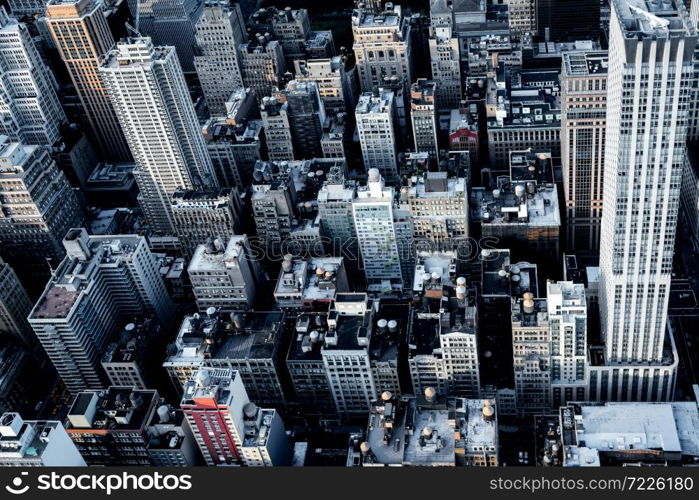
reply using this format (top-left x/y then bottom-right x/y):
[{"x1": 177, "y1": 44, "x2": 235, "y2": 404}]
[{"x1": 125, "y1": 0, "x2": 141, "y2": 37}]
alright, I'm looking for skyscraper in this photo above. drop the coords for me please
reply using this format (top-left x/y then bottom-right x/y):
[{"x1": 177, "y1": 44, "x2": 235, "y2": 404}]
[
  {"x1": 599, "y1": 0, "x2": 695, "y2": 369},
  {"x1": 100, "y1": 37, "x2": 217, "y2": 235},
  {"x1": 0, "y1": 258, "x2": 34, "y2": 346},
  {"x1": 134, "y1": 0, "x2": 204, "y2": 73},
  {"x1": 260, "y1": 96, "x2": 294, "y2": 161},
  {"x1": 28, "y1": 229, "x2": 174, "y2": 393},
  {"x1": 46, "y1": 0, "x2": 130, "y2": 161},
  {"x1": 561, "y1": 50, "x2": 608, "y2": 253},
  {"x1": 352, "y1": 4, "x2": 412, "y2": 93},
  {"x1": 193, "y1": 2, "x2": 247, "y2": 115},
  {"x1": 427, "y1": 2, "x2": 462, "y2": 112},
  {"x1": 410, "y1": 79, "x2": 439, "y2": 158},
  {"x1": 352, "y1": 170, "x2": 404, "y2": 293},
  {"x1": 356, "y1": 90, "x2": 399, "y2": 182},
  {"x1": 181, "y1": 368, "x2": 291, "y2": 466},
  {"x1": 0, "y1": 137, "x2": 84, "y2": 292},
  {"x1": 0, "y1": 8, "x2": 66, "y2": 146},
  {"x1": 280, "y1": 80, "x2": 327, "y2": 160}
]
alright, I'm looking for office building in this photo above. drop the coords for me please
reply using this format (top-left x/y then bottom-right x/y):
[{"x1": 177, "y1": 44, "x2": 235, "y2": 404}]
[
  {"x1": 0, "y1": 413, "x2": 86, "y2": 466},
  {"x1": 260, "y1": 96, "x2": 294, "y2": 161},
  {"x1": 0, "y1": 137, "x2": 84, "y2": 292},
  {"x1": 547, "y1": 281, "x2": 588, "y2": 409},
  {"x1": 507, "y1": 0, "x2": 537, "y2": 35},
  {"x1": 100, "y1": 37, "x2": 217, "y2": 235},
  {"x1": 172, "y1": 188, "x2": 240, "y2": 259},
  {"x1": 558, "y1": 401, "x2": 699, "y2": 466},
  {"x1": 536, "y1": 0, "x2": 601, "y2": 42},
  {"x1": 401, "y1": 171, "x2": 469, "y2": 249},
  {"x1": 280, "y1": 80, "x2": 327, "y2": 160},
  {"x1": 187, "y1": 235, "x2": 260, "y2": 313},
  {"x1": 0, "y1": 9, "x2": 66, "y2": 147},
  {"x1": 145, "y1": 404, "x2": 198, "y2": 466},
  {"x1": 410, "y1": 79, "x2": 439, "y2": 157},
  {"x1": 135, "y1": 0, "x2": 203, "y2": 73},
  {"x1": 101, "y1": 319, "x2": 159, "y2": 390},
  {"x1": 239, "y1": 37, "x2": 285, "y2": 102},
  {"x1": 598, "y1": 0, "x2": 695, "y2": 393},
  {"x1": 408, "y1": 253, "x2": 481, "y2": 398},
  {"x1": 428, "y1": 1, "x2": 462, "y2": 111},
  {"x1": 66, "y1": 387, "x2": 158, "y2": 466},
  {"x1": 486, "y1": 69, "x2": 562, "y2": 168},
  {"x1": 293, "y1": 57, "x2": 357, "y2": 115},
  {"x1": 193, "y1": 2, "x2": 247, "y2": 115},
  {"x1": 352, "y1": 4, "x2": 412, "y2": 92},
  {"x1": 28, "y1": 229, "x2": 174, "y2": 393},
  {"x1": 46, "y1": 0, "x2": 130, "y2": 161},
  {"x1": 561, "y1": 50, "x2": 608, "y2": 253},
  {"x1": 356, "y1": 90, "x2": 399, "y2": 182},
  {"x1": 512, "y1": 294, "x2": 551, "y2": 416},
  {"x1": 274, "y1": 255, "x2": 349, "y2": 311},
  {"x1": 352, "y1": 170, "x2": 404, "y2": 293},
  {"x1": 0, "y1": 259, "x2": 33, "y2": 346},
  {"x1": 681, "y1": 144, "x2": 699, "y2": 255},
  {"x1": 286, "y1": 313, "x2": 338, "y2": 423},
  {"x1": 471, "y1": 177, "x2": 560, "y2": 263},
  {"x1": 181, "y1": 368, "x2": 291, "y2": 466},
  {"x1": 317, "y1": 167, "x2": 358, "y2": 257},
  {"x1": 356, "y1": 391, "x2": 498, "y2": 467}
]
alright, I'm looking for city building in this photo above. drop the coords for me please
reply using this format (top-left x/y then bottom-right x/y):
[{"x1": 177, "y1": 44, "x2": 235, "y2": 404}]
[
  {"x1": 28, "y1": 229, "x2": 174, "y2": 393},
  {"x1": 408, "y1": 252, "x2": 481, "y2": 398},
  {"x1": 356, "y1": 90, "x2": 399, "y2": 182},
  {"x1": 165, "y1": 309, "x2": 288, "y2": 410},
  {"x1": 202, "y1": 87, "x2": 263, "y2": 187},
  {"x1": 0, "y1": 137, "x2": 84, "y2": 292},
  {"x1": 279, "y1": 80, "x2": 327, "y2": 160},
  {"x1": 356, "y1": 391, "x2": 498, "y2": 466},
  {"x1": 274, "y1": 255, "x2": 349, "y2": 311},
  {"x1": 101, "y1": 319, "x2": 159, "y2": 390},
  {"x1": 145, "y1": 404, "x2": 199, "y2": 466},
  {"x1": 100, "y1": 37, "x2": 217, "y2": 235},
  {"x1": 247, "y1": 6, "x2": 312, "y2": 67},
  {"x1": 597, "y1": 0, "x2": 695, "y2": 398},
  {"x1": 66, "y1": 387, "x2": 159, "y2": 465},
  {"x1": 239, "y1": 36, "x2": 285, "y2": 102},
  {"x1": 181, "y1": 368, "x2": 291, "y2": 466},
  {"x1": 0, "y1": 258, "x2": 34, "y2": 346},
  {"x1": 187, "y1": 235, "x2": 260, "y2": 313},
  {"x1": 547, "y1": 281, "x2": 588, "y2": 409},
  {"x1": 681, "y1": 143, "x2": 699, "y2": 255},
  {"x1": 561, "y1": 50, "x2": 608, "y2": 253},
  {"x1": 536, "y1": 0, "x2": 601, "y2": 42},
  {"x1": 410, "y1": 79, "x2": 439, "y2": 157},
  {"x1": 428, "y1": 1, "x2": 462, "y2": 111},
  {"x1": 507, "y1": 0, "x2": 537, "y2": 35},
  {"x1": 293, "y1": 57, "x2": 356, "y2": 115},
  {"x1": 46, "y1": 0, "x2": 130, "y2": 161},
  {"x1": 448, "y1": 105, "x2": 480, "y2": 164},
  {"x1": 400, "y1": 171, "x2": 469, "y2": 249},
  {"x1": 193, "y1": 2, "x2": 247, "y2": 115},
  {"x1": 317, "y1": 167, "x2": 358, "y2": 257},
  {"x1": 286, "y1": 313, "x2": 338, "y2": 423},
  {"x1": 558, "y1": 400, "x2": 699, "y2": 466},
  {"x1": 512, "y1": 294, "x2": 551, "y2": 416},
  {"x1": 352, "y1": 170, "x2": 405, "y2": 293},
  {"x1": 352, "y1": 4, "x2": 412, "y2": 92},
  {"x1": 0, "y1": 413, "x2": 86, "y2": 466},
  {"x1": 135, "y1": 0, "x2": 203, "y2": 72},
  {"x1": 260, "y1": 96, "x2": 294, "y2": 161},
  {"x1": 471, "y1": 177, "x2": 561, "y2": 264},
  {"x1": 172, "y1": 188, "x2": 240, "y2": 258},
  {"x1": 486, "y1": 69, "x2": 561, "y2": 169},
  {"x1": 322, "y1": 293, "x2": 406, "y2": 419},
  {"x1": 0, "y1": 8, "x2": 66, "y2": 146}
]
